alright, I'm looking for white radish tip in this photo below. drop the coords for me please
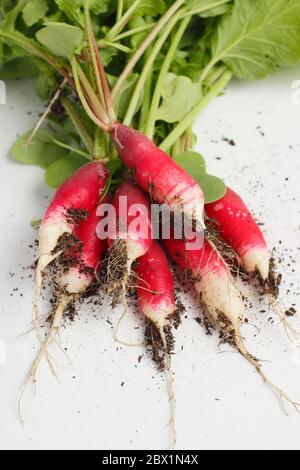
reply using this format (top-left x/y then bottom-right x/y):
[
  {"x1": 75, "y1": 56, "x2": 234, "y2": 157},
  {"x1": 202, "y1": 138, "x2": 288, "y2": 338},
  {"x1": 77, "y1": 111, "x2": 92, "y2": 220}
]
[
  {"x1": 195, "y1": 271, "x2": 245, "y2": 328},
  {"x1": 242, "y1": 246, "x2": 270, "y2": 281}
]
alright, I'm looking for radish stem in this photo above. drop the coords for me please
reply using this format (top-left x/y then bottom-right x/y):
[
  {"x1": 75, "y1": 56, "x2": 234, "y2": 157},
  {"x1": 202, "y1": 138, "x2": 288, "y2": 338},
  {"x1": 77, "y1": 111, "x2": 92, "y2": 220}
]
[
  {"x1": 145, "y1": 16, "x2": 191, "y2": 139},
  {"x1": 160, "y1": 70, "x2": 233, "y2": 151}
]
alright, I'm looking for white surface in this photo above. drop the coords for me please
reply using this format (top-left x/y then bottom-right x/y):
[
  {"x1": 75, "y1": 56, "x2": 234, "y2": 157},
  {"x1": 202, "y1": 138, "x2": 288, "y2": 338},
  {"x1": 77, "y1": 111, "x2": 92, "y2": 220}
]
[{"x1": 1, "y1": 67, "x2": 300, "y2": 451}]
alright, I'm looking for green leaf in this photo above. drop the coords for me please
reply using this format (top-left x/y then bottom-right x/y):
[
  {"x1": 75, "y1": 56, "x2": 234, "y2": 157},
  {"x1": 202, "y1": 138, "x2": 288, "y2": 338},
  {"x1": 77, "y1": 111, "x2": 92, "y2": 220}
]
[
  {"x1": 44, "y1": 153, "x2": 86, "y2": 188},
  {"x1": 128, "y1": 0, "x2": 166, "y2": 16},
  {"x1": 199, "y1": 174, "x2": 226, "y2": 203},
  {"x1": 54, "y1": 0, "x2": 84, "y2": 27},
  {"x1": 173, "y1": 151, "x2": 226, "y2": 203},
  {"x1": 173, "y1": 151, "x2": 207, "y2": 181},
  {"x1": 36, "y1": 22, "x2": 84, "y2": 58},
  {"x1": 0, "y1": 57, "x2": 38, "y2": 79},
  {"x1": 211, "y1": 0, "x2": 300, "y2": 80},
  {"x1": 89, "y1": 0, "x2": 111, "y2": 15},
  {"x1": 11, "y1": 129, "x2": 69, "y2": 169},
  {"x1": 157, "y1": 73, "x2": 202, "y2": 123},
  {"x1": 23, "y1": 0, "x2": 48, "y2": 27}
]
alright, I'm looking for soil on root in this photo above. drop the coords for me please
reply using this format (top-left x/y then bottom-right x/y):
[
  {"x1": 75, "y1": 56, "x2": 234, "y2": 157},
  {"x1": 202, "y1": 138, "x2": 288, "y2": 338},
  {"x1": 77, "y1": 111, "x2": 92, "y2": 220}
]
[
  {"x1": 65, "y1": 208, "x2": 89, "y2": 226},
  {"x1": 102, "y1": 239, "x2": 129, "y2": 307},
  {"x1": 205, "y1": 215, "x2": 241, "y2": 275},
  {"x1": 145, "y1": 320, "x2": 174, "y2": 371}
]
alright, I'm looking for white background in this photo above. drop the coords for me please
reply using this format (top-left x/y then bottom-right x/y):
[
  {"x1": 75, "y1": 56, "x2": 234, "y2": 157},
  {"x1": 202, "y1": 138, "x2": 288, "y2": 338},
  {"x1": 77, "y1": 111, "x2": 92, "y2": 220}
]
[{"x1": 0, "y1": 66, "x2": 300, "y2": 450}]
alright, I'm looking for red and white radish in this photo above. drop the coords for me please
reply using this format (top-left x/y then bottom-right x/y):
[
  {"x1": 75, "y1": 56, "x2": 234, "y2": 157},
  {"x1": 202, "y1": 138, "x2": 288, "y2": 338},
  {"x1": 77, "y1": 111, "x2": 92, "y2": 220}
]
[
  {"x1": 34, "y1": 161, "x2": 108, "y2": 341},
  {"x1": 164, "y1": 235, "x2": 298, "y2": 412},
  {"x1": 105, "y1": 181, "x2": 153, "y2": 304},
  {"x1": 135, "y1": 241, "x2": 177, "y2": 447},
  {"x1": 30, "y1": 205, "x2": 107, "y2": 381},
  {"x1": 205, "y1": 187, "x2": 299, "y2": 343},
  {"x1": 110, "y1": 124, "x2": 205, "y2": 230},
  {"x1": 71, "y1": 12, "x2": 205, "y2": 231}
]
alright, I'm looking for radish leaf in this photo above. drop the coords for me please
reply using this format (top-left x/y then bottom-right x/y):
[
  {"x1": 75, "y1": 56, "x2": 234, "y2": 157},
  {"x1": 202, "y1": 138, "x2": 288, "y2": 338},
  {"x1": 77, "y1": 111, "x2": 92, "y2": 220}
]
[
  {"x1": 11, "y1": 129, "x2": 69, "y2": 168},
  {"x1": 44, "y1": 153, "x2": 86, "y2": 188},
  {"x1": 211, "y1": 0, "x2": 300, "y2": 79},
  {"x1": 36, "y1": 23, "x2": 84, "y2": 58},
  {"x1": 23, "y1": 0, "x2": 48, "y2": 27},
  {"x1": 174, "y1": 151, "x2": 226, "y2": 203}
]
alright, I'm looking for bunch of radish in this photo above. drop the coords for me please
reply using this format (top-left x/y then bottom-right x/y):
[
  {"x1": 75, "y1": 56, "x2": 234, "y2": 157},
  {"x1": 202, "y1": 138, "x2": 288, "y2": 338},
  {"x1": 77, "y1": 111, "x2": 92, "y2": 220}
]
[{"x1": 21, "y1": 4, "x2": 299, "y2": 448}]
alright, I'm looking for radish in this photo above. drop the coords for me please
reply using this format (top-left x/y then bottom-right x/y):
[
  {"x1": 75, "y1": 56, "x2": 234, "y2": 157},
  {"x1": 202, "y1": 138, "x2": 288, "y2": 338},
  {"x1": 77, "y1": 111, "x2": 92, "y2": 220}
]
[
  {"x1": 135, "y1": 241, "x2": 176, "y2": 364},
  {"x1": 205, "y1": 187, "x2": 299, "y2": 343},
  {"x1": 135, "y1": 241, "x2": 177, "y2": 448},
  {"x1": 105, "y1": 181, "x2": 153, "y2": 305},
  {"x1": 30, "y1": 206, "x2": 107, "y2": 380},
  {"x1": 19, "y1": 205, "x2": 107, "y2": 419},
  {"x1": 70, "y1": 10, "x2": 205, "y2": 231},
  {"x1": 34, "y1": 161, "x2": 108, "y2": 343},
  {"x1": 110, "y1": 124, "x2": 205, "y2": 230},
  {"x1": 164, "y1": 235, "x2": 298, "y2": 412}
]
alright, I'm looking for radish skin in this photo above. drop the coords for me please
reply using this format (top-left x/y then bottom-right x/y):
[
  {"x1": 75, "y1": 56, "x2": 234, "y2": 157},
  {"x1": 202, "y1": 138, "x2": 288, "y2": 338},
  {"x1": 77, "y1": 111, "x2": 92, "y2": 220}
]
[
  {"x1": 205, "y1": 187, "x2": 299, "y2": 343},
  {"x1": 205, "y1": 188, "x2": 269, "y2": 281},
  {"x1": 110, "y1": 124, "x2": 205, "y2": 229},
  {"x1": 135, "y1": 241, "x2": 177, "y2": 448},
  {"x1": 32, "y1": 206, "x2": 107, "y2": 381},
  {"x1": 164, "y1": 235, "x2": 299, "y2": 412},
  {"x1": 106, "y1": 181, "x2": 153, "y2": 303},
  {"x1": 135, "y1": 242, "x2": 175, "y2": 330},
  {"x1": 34, "y1": 161, "x2": 108, "y2": 342}
]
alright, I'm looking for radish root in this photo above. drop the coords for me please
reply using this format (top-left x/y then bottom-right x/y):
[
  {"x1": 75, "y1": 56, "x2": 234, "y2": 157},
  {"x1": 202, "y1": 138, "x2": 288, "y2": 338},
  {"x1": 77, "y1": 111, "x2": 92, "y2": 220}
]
[
  {"x1": 268, "y1": 294, "x2": 300, "y2": 347},
  {"x1": 235, "y1": 335, "x2": 299, "y2": 415},
  {"x1": 18, "y1": 296, "x2": 71, "y2": 423},
  {"x1": 159, "y1": 327, "x2": 177, "y2": 450}
]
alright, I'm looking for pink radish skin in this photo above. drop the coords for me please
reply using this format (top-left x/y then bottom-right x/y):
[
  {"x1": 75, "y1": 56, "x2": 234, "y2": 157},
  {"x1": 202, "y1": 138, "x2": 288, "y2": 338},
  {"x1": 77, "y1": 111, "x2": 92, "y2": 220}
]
[
  {"x1": 205, "y1": 188, "x2": 270, "y2": 281},
  {"x1": 23, "y1": 205, "x2": 107, "y2": 399},
  {"x1": 110, "y1": 124, "x2": 205, "y2": 229},
  {"x1": 59, "y1": 203, "x2": 107, "y2": 295},
  {"x1": 107, "y1": 181, "x2": 153, "y2": 276},
  {"x1": 34, "y1": 161, "x2": 109, "y2": 342},
  {"x1": 135, "y1": 241, "x2": 177, "y2": 448},
  {"x1": 205, "y1": 188, "x2": 300, "y2": 344},
  {"x1": 135, "y1": 242, "x2": 175, "y2": 330},
  {"x1": 164, "y1": 235, "x2": 298, "y2": 411},
  {"x1": 164, "y1": 236, "x2": 244, "y2": 331}
]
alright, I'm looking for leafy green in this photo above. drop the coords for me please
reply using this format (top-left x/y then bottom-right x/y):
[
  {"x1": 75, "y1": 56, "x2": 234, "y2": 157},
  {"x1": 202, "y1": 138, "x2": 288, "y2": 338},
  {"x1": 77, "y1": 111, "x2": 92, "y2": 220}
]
[
  {"x1": 36, "y1": 22, "x2": 84, "y2": 58},
  {"x1": 173, "y1": 151, "x2": 226, "y2": 203},
  {"x1": 210, "y1": 0, "x2": 300, "y2": 79},
  {"x1": 131, "y1": 0, "x2": 166, "y2": 17},
  {"x1": 54, "y1": 0, "x2": 84, "y2": 27},
  {"x1": 23, "y1": 0, "x2": 48, "y2": 27},
  {"x1": 157, "y1": 73, "x2": 202, "y2": 123},
  {"x1": 44, "y1": 153, "x2": 87, "y2": 188},
  {"x1": 11, "y1": 129, "x2": 69, "y2": 168},
  {"x1": 0, "y1": 56, "x2": 38, "y2": 79}
]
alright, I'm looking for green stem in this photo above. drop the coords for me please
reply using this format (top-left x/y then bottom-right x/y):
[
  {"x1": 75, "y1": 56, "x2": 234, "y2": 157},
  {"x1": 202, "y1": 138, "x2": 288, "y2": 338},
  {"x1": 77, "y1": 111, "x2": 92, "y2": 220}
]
[
  {"x1": 111, "y1": 0, "x2": 186, "y2": 102},
  {"x1": 138, "y1": 49, "x2": 153, "y2": 132},
  {"x1": 116, "y1": 0, "x2": 124, "y2": 21},
  {"x1": 98, "y1": 40, "x2": 132, "y2": 54},
  {"x1": 123, "y1": 12, "x2": 181, "y2": 126},
  {"x1": 51, "y1": 138, "x2": 92, "y2": 160},
  {"x1": 144, "y1": 16, "x2": 190, "y2": 139},
  {"x1": 61, "y1": 96, "x2": 94, "y2": 154},
  {"x1": 160, "y1": 70, "x2": 233, "y2": 152},
  {"x1": 113, "y1": 23, "x2": 155, "y2": 42},
  {"x1": 180, "y1": 0, "x2": 231, "y2": 18},
  {"x1": 106, "y1": 0, "x2": 142, "y2": 42}
]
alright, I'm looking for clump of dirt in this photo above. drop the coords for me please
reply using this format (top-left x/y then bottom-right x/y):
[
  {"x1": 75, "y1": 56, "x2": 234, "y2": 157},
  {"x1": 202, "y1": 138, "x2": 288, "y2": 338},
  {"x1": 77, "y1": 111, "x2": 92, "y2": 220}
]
[{"x1": 145, "y1": 320, "x2": 174, "y2": 371}]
